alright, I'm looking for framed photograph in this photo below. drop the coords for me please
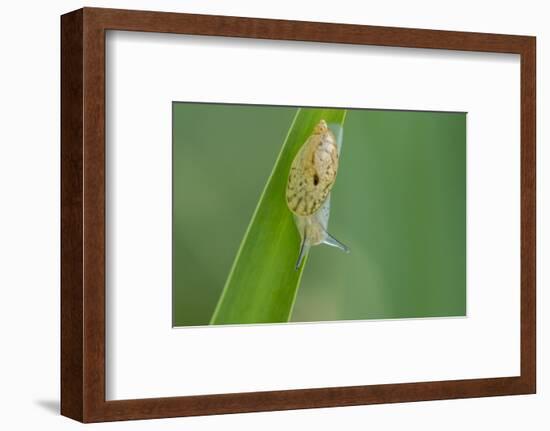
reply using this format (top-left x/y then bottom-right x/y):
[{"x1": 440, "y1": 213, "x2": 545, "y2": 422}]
[{"x1": 61, "y1": 7, "x2": 536, "y2": 422}]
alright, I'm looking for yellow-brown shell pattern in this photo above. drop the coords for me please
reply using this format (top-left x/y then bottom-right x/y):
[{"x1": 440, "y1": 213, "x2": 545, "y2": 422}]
[{"x1": 286, "y1": 120, "x2": 339, "y2": 216}]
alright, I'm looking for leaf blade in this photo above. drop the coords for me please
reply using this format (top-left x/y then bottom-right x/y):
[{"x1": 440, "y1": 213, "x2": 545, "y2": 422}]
[{"x1": 211, "y1": 108, "x2": 347, "y2": 324}]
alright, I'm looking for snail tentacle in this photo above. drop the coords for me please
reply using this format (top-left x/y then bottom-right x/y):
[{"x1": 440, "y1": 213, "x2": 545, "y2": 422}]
[
  {"x1": 322, "y1": 232, "x2": 350, "y2": 254},
  {"x1": 295, "y1": 233, "x2": 310, "y2": 270}
]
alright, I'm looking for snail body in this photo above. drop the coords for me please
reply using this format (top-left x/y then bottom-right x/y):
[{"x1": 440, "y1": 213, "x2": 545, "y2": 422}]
[{"x1": 286, "y1": 119, "x2": 349, "y2": 269}]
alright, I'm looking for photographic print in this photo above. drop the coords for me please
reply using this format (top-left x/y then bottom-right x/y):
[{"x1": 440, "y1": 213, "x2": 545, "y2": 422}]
[{"x1": 173, "y1": 103, "x2": 466, "y2": 327}]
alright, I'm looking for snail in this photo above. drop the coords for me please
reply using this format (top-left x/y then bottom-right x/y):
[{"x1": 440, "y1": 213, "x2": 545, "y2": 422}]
[{"x1": 286, "y1": 119, "x2": 349, "y2": 270}]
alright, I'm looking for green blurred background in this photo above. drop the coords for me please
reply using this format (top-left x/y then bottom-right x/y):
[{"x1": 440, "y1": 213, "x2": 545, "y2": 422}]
[{"x1": 173, "y1": 103, "x2": 466, "y2": 327}]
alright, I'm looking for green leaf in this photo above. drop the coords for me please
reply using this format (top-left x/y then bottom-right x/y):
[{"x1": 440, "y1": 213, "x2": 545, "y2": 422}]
[{"x1": 210, "y1": 108, "x2": 347, "y2": 325}]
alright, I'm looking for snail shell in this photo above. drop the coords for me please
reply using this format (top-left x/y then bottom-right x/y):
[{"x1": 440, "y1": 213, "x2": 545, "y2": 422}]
[
  {"x1": 287, "y1": 120, "x2": 339, "y2": 217},
  {"x1": 286, "y1": 119, "x2": 349, "y2": 269}
]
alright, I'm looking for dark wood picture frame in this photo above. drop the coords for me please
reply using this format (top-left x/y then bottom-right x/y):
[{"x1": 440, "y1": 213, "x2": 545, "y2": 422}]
[{"x1": 61, "y1": 7, "x2": 536, "y2": 423}]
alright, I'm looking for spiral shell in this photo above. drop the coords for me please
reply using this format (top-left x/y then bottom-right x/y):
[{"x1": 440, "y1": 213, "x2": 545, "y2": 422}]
[{"x1": 286, "y1": 120, "x2": 339, "y2": 216}]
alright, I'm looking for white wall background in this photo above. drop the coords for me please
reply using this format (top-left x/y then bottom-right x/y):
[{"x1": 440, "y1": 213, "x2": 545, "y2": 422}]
[{"x1": 0, "y1": 0, "x2": 546, "y2": 429}]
